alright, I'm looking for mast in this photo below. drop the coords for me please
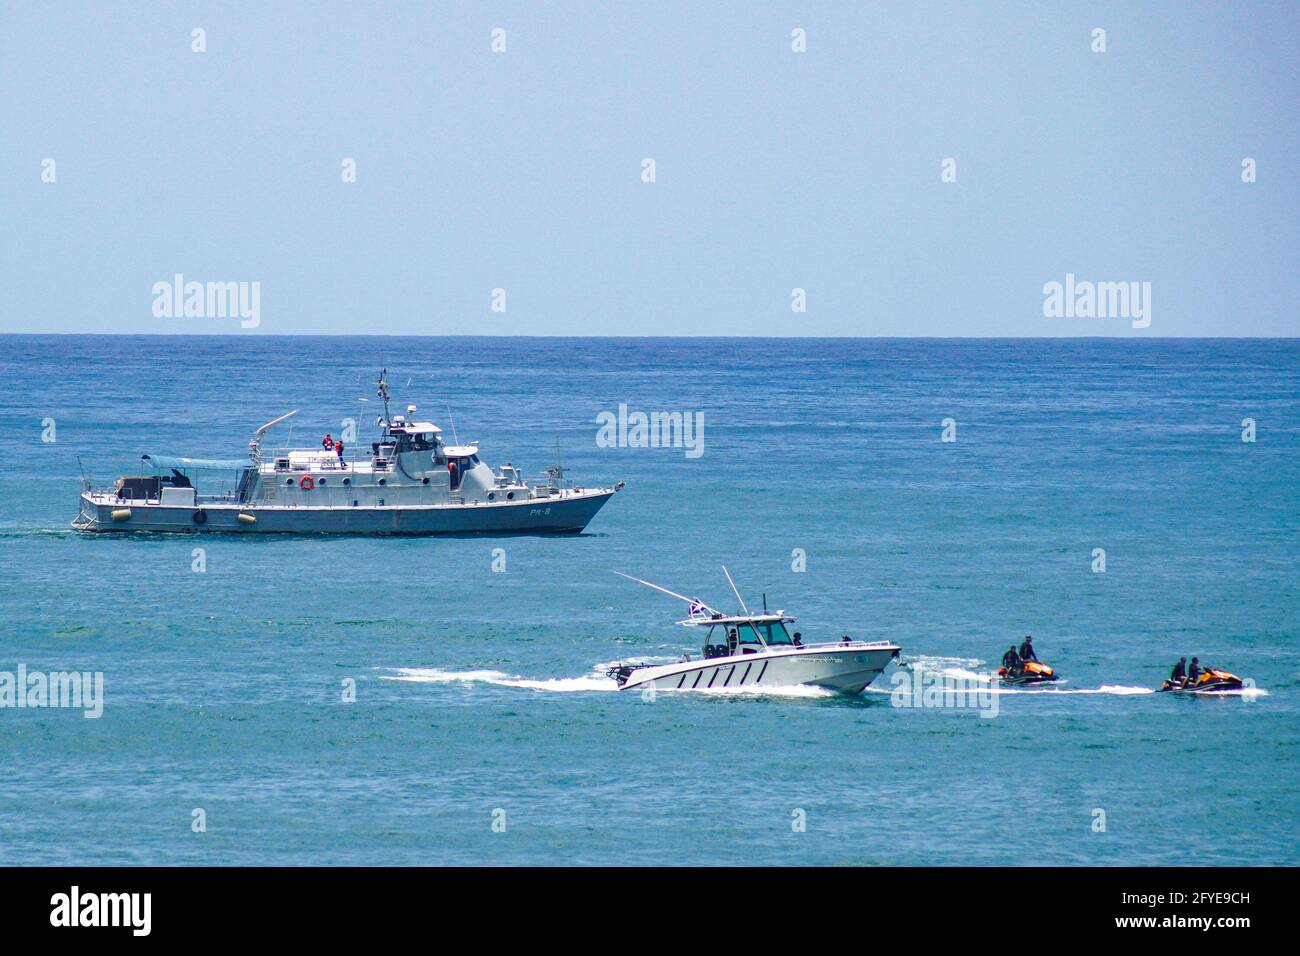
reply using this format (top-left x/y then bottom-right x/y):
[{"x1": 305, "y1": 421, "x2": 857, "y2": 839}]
[{"x1": 375, "y1": 368, "x2": 392, "y2": 430}]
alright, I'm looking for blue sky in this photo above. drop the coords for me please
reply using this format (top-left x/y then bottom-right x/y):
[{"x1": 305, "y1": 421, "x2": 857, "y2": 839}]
[{"x1": 2, "y1": 1, "x2": 1297, "y2": 336}]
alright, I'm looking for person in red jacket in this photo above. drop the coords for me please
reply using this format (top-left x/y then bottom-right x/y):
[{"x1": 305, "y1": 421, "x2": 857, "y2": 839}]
[{"x1": 335, "y1": 440, "x2": 345, "y2": 468}]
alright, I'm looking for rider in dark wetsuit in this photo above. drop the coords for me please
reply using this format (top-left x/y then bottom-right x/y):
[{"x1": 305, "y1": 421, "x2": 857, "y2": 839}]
[
  {"x1": 1001, "y1": 645, "x2": 1021, "y2": 676},
  {"x1": 1170, "y1": 656, "x2": 1187, "y2": 685},
  {"x1": 1019, "y1": 635, "x2": 1037, "y2": 663},
  {"x1": 1186, "y1": 657, "x2": 1201, "y2": 686}
]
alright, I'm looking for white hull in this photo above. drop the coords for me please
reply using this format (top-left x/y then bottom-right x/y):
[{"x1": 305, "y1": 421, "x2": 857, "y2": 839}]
[{"x1": 618, "y1": 642, "x2": 900, "y2": 695}]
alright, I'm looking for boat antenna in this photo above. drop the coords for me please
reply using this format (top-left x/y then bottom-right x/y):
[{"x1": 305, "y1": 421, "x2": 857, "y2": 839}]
[
  {"x1": 376, "y1": 369, "x2": 391, "y2": 426},
  {"x1": 447, "y1": 407, "x2": 460, "y2": 446},
  {"x1": 548, "y1": 438, "x2": 564, "y2": 486},
  {"x1": 721, "y1": 565, "x2": 751, "y2": 615},
  {"x1": 721, "y1": 566, "x2": 769, "y2": 648}
]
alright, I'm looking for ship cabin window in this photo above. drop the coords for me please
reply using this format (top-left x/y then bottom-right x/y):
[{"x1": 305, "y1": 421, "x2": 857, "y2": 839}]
[
  {"x1": 736, "y1": 622, "x2": 794, "y2": 647},
  {"x1": 404, "y1": 432, "x2": 437, "y2": 452}
]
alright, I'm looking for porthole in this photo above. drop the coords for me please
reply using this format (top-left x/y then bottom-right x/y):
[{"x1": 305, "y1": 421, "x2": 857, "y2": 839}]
[
  {"x1": 285, "y1": 478, "x2": 294, "y2": 486},
  {"x1": 422, "y1": 477, "x2": 429, "y2": 485},
  {"x1": 506, "y1": 491, "x2": 515, "y2": 500},
  {"x1": 378, "y1": 478, "x2": 387, "y2": 486},
  {"x1": 342, "y1": 477, "x2": 351, "y2": 486},
  {"x1": 487, "y1": 492, "x2": 495, "y2": 501}
]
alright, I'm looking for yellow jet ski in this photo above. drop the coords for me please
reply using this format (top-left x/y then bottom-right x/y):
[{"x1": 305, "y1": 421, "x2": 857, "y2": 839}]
[
  {"x1": 1159, "y1": 668, "x2": 1244, "y2": 694},
  {"x1": 997, "y1": 660, "x2": 1057, "y2": 685}
]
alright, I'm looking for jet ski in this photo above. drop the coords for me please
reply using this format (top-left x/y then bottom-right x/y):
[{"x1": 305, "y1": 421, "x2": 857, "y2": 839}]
[
  {"x1": 1159, "y1": 668, "x2": 1244, "y2": 694},
  {"x1": 997, "y1": 660, "x2": 1057, "y2": 685}
]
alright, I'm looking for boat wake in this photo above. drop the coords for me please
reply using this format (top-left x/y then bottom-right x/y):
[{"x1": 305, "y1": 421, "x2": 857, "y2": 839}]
[
  {"x1": 0, "y1": 528, "x2": 77, "y2": 539},
  {"x1": 894, "y1": 656, "x2": 1156, "y2": 695},
  {"x1": 381, "y1": 664, "x2": 842, "y2": 699},
  {"x1": 1168, "y1": 686, "x2": 1269, "y2": 699},
  {"x1": 381, "y1": 657, "x2": 1262, "y2": 701},
  {"x1": 382, "y1": 667, "x2": 616, "y2": 693}
]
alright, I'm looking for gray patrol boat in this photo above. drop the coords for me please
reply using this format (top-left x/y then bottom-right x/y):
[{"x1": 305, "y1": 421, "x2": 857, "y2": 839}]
[{"x1": 73, "y1": 371, "x2": 622, "y2": 535}]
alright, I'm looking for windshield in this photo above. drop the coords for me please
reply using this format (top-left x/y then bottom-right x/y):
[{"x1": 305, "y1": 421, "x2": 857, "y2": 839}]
[
  {"x1": 763, "y1": 622, "x2": 794, "y2": 645},
  {"x1": 736, "y1": 622, "x2": 794, "y2": 646}
]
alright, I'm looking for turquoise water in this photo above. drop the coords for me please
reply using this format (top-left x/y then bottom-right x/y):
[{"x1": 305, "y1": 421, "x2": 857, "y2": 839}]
[{"x1": 0, "y1": 336, "x2": 1296, "y2": 865}]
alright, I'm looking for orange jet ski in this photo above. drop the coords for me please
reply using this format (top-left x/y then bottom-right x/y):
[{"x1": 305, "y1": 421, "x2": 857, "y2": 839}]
[
  {"x1": 1159, "y1": 668, "x2": 1244, "y2": 694},
  {"x1": 997, "y1": 660, "x2": 1057, "y2": 685}
]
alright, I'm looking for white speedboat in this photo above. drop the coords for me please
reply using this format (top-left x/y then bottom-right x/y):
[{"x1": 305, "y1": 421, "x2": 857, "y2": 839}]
[{"x1": 606, "y1": 570, "x2": 901, "y2": 695}]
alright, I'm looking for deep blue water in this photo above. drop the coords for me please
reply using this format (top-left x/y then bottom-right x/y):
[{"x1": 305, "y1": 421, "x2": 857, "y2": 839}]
[{"x1": 0, "y1": 335, "x2": 1296, "y2": 865}]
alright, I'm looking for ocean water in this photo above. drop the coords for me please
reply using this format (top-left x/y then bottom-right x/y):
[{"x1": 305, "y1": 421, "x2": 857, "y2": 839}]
[{"x1": 0, "y1": 335, "x2": 1296, "y2": 866}]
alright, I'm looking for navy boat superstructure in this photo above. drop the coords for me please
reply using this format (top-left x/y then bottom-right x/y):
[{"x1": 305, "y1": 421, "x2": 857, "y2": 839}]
[{"x1": 73, "y1": 371, "x2": 622, "y2": 535}]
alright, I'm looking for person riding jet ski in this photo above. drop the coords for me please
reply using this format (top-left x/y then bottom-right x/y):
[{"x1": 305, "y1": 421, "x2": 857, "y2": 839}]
[
  {"x1": 1159, "y1": 656, "x2": 1245, "y2": 693},
  {"x1": 998, "y1": 639, "x2": 1057, "y2": 684}
]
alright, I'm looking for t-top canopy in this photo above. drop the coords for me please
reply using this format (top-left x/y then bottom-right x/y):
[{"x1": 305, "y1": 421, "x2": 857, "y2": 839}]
[
  {"x1": 142, "y1": 454, "x2": 251, "y2": 472},
  {"x1": 389, "y1": 421, "x2": 442, "y2": 435},
  {"x1": 680, "y1": 613, "x2": 794, "y2": 628}
]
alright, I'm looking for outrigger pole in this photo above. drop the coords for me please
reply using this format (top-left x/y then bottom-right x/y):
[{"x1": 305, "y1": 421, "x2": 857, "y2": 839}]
[{"x1": 612, "y1": 571, "x2": 721, "y2": 617}]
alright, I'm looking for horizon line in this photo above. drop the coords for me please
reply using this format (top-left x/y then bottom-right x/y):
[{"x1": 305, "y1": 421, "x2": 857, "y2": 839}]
[{"x1": 1, "y1": 333, "x2": 1297, "y2": 341}]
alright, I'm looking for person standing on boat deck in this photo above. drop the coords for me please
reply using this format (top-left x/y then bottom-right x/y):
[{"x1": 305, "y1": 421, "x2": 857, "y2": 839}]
[
  {"x1": 1170, "y1": 656, "x2": 1187, "y2": 685},
  {"x1": 1019, "y1": 635, "x2": 1037, "y2": 663},
  {"x1": 335, "y1": 439, "x2": 345, "y2": 468},
  {"x1": 322, "y1": 434, "x2": 334, "y2": 450},
  {"x1": 1002, "y1": 645, "x2": 1021, "y2": 676}
]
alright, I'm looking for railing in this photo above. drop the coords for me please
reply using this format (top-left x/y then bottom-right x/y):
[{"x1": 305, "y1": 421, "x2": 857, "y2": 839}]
[{"x1": 87, "y1": 477, "x2": 242, "y2": 502}]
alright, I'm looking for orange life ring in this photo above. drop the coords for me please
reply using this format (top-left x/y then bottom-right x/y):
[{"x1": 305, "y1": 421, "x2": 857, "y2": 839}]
[{"x1": 299, "y1": 475, "x2": 315, "y2": 490}]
